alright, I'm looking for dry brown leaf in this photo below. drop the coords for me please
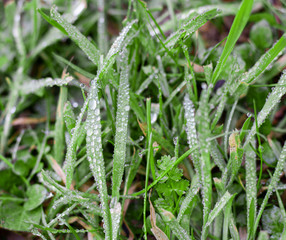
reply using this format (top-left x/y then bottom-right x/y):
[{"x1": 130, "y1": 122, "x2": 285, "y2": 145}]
[{"x1": 149, "y1": 190, "x2": 169, "y2": 240}]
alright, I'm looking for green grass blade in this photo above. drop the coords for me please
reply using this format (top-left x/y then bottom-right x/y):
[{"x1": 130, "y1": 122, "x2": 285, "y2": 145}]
[
  {"x1": 99, "y1": 20, "x2": 137, "y2": 77},
  {"x1": 205, "y1": 191, "x2": 234, "y2": 228},
  {"x1": 143, "y1": 132, "x2": 153, "y2": 239},
  {"x1": 112, "y1": 51, "x2": 130, "y2": 200},
  {"x1": 164, "y1": 9, "x2": 220, "y2": 50},
  {"x1": 159, "y1": 209, "x2": 191, "y2": 240},
  {"x1": 20, "y1": 77, "x2": 73, "y2": 95},
  {"x1": 50, "y1": 5, "x2": 100, "y2": 66},
  {"x1": 245, "y1": 141, "x2": 257, "y2": 240},
  {"x1": 244, "y1": 72, "x2": 286, "y2": 147},
  {"x1": 63, "y1": 98, "x2": 88, "y2": 189},
  {"x1": 232, "y1": 34, "x2": 286, "y2": 97},
  {"x1": 183, "y1": 95, "x2": 201, "y2": 179},
  {"x1": 253, "y1": 141, "x2": 286, "y2": 238},
  {"x1": 54, "y1": 86, "x2": 67, "y2": 164},
  {"x1": 177, "y1": 175, "x2": 199, "y2": 222},
  {"x1": 197, "y1": 90, "x2": 212, "y2": 239},
  {"x1": 211, "y1": 0, "x2": 254, "y2": 84},
  {"x1": 63, "y1": 101, "x2": 76, "y2": 135},
  {"x1": 97, "y1": 0, "x2": 108, "y2": 54},
  {"x1": 86, "y1": 79, "x2": 112, "y2": 239}
]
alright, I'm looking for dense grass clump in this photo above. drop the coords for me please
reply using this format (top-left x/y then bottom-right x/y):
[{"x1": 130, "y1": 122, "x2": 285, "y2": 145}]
[{"x1": 1, "y1": 0, "x2": 286, "y2": 239}]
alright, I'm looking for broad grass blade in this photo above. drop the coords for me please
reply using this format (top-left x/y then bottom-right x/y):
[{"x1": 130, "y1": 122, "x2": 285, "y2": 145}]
[{"x1": 212, "y1": 0, "x2": 254, "y2": 84}]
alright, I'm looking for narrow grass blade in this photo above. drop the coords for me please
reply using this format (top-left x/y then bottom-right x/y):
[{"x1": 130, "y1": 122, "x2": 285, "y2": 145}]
[
  {"x1": 159, "y1": 208, "x2": 191, "y2": 240},
  {"x1": 205, "y1": 191, "x2": 234, "y2": 228},
  {"x1": 53, "y1": 53, "x2": 96, "y2": 79},
  {"x1": 97, "y1": 0, "x2": 108, "y2": 54},
  {"x1": 177, "y1": 175, "x2": 199, "y2": 222},
  {"x1": 211, "y1": 0, "x2": 254, "y2": 84},
  {"x1": 143, "y1": 132, "x2": 153, "y2": 239},
  {"x1": 164, "y1": 9, "x2": 220, "y2": 50},
  {"x1": 20, "y1": 77, "x2": 73, "y2": 95},
  {"x1": 244, "y1": 71, "x2": 286, "y2": 147},
  {"x1": 85, "y1": 79, "x2": 112, "y2": 239},
  {"x1": 110, "y1": 199, "x2": 121, "y2": 240},
  {"x1": 232, "y1": 34, "x2": 286, "y2": 97},
  {"x1": 50, "y1": 5, "x2": 100, "y2": 66},
  {"x1": 63, "y1": 98, "x2": 88, "y2": 189},
  {"x1": 54, "y1": 86, "x2": 67, "y2": 164},
  {"x1": 183, "y1": 95, "x2": 201, "y2": 179},
  {"x1": 197, "y1": 90, "x2": 212, "y2": 238},
  {"x1": 245, "y1": 141, "x2": 257, "y2": 239},
  {"x1": 63, "y1": 101, "x2": 76, "y2": 135},
  {"x1": 253, "y1": 141, "x2": 286, "y2": 238},
  {"x1": 99, "y1": 20, "x2": 137, "y2": 77},
  {"x1": 112, "y1": 51, "x2": 130, "y2": 200},
  {"x1": 210, "y1": 140, "x2": 226, "y2": 172}
]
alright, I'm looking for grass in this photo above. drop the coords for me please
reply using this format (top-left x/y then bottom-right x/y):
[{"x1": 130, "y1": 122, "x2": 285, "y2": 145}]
[{"x1": 1, "y1": 0, "x2": 286, "y2": 239}]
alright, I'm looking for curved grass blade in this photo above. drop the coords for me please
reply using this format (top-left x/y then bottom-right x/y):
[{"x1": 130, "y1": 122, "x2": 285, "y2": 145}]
[
  {"x1": 98, "y1": 20, "x2": 137, "y2": 78},
  {"x1": 164, "y1": 9, "x2": 221, "y2": 50},
  {"x1": 177, "y1": 175, "x2": 199, "y2": 222},
  {"x1": 232, "y1": 34, "x2": 286, "y2": 97},
  {"x1": 50, "y1": 5, "x2": 100, "y2": 66},
  {"x1": 244, "y1": 71, "x2": 286, "y2": 147},
  {"x1": 85, "y1": 79, "x2": 112, "y2": 239},
  {"x1": 211, "y1": 0, "x2": 254, "y2": 84},
  {"x1": 205, "y1": 191, "x2": 234, "y2": 228},
  {"x1": 63, "y1": 98, "x2": 89, "y2": 189}
]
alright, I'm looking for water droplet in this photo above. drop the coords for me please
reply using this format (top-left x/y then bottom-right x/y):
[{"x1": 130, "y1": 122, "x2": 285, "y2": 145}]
[{"x1": 90, "y1": 99, "x2": 97, "y2": 110}]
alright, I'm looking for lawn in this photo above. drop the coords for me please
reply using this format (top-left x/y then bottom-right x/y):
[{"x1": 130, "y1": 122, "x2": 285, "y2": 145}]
[{"x1": 1, "y1": 0, "x2": 286, "y2": 239}]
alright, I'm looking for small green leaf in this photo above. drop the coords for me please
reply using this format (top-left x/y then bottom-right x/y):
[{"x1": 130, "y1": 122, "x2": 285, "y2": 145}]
[
  {"x1": 250, "y1": 20, "x2": 273, "y2": 49},
  {"x1": 13, "y1": 160, "x2": 29, "y2": 177},
  {"x1": 0, "y1": 202, "x2": 41, "y2": 231},
  {"x1": 24, "y1": 184, "x2": 48, "y2": 211}
]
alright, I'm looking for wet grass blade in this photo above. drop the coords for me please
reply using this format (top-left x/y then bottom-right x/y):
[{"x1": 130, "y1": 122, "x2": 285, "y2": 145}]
[
  {"x1": 212, "y1": 0, "x2": 253, "y2": 84},
  {"x1": 183, "y1": 95, "x2": 201, "y2": 179},
  {"x1": 245, "y1": 141, "x2": 257, "y2": 239},
  {"x1": 253, "y1": 141, "x2": 286, "y2": 238},
  {"x1": 50, "y1": 5, "x2": 100, "y2": 66},
  {"x1": 112, "y1": 51, "x2": 130, "y2": 200},
  {"x1": 63, "y1": 99, "x2": 88, "y2": 189},
  {"x1": 244, "y1": 72, "x2": 286, "y2": 147},
  {"x1": 197, "y1": 90, "x2": 212, "y2": 239},
  {"x1": 85, "y1": 79, "x2": 112, "y2": 239}
]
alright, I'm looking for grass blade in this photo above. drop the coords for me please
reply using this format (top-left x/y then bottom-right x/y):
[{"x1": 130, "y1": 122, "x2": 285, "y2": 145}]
[
  {"x1": 244, "y1": 71, "x2": 286, "y2": 147},
  {"x1": 212, "y1": 0, "x2": 254, "y2": 84},
  {"x1": 253, "y1": 141, "x2": 286, "y2": 238},
  {"x1": 54, "y1": 86, "x2": 67, "y2": 164},
  {"x1": 86, "y1": 79, "x2": 112, "y2": 239},
  {"x1": 63, "y1": 98, "x2": 89, "y2": 189},
  {"x1": 197, "y1": 89, "x2": 212, "y2": 239},
  {"x1": 205, "y1": 191, "x2": 234, "y2": 228},
  {"x1": 245, "y1": 141, "x2": 257, "y2": 239},
  {"x1": 50, "y1": 5, "x2": 100, "y2": 66},
  {"x1": 183, "y1": 95, "x2": 201, "y2": 179},
  {"x1": 112, "y1": 50, "x2": 130, "y2": 200},
  {"x1": 177, "y1": 175, "x2": 199, "y2": 222}
]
